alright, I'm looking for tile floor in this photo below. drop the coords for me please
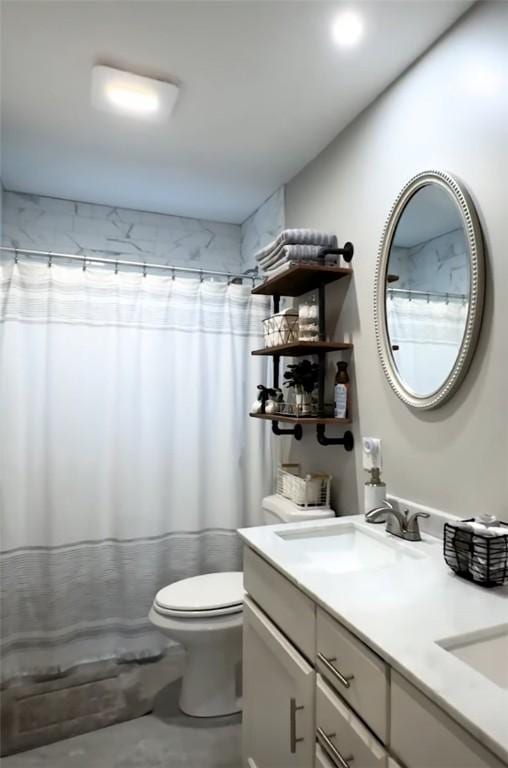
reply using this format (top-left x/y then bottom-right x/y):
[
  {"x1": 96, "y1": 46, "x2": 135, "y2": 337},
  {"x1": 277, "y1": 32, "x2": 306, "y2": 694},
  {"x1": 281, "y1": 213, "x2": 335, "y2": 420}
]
[{"x1": 1, "y1": 680, "x2": 241, "y2": 768}]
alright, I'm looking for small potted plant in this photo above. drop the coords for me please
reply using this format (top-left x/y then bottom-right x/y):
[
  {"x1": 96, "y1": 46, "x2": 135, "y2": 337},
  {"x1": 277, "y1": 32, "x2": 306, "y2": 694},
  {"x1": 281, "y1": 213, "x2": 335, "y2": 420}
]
[{"x1": 283, "y1": 360, "x2": 319, "y2": 415}]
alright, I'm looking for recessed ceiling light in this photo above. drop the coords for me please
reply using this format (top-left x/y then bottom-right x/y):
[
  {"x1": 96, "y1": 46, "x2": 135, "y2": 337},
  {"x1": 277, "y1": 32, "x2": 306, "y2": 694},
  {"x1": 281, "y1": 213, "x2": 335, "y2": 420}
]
[
  {"x1": 91, "y1": 65, "x2": 179, "y2": 121},
  {"x1": 331, "y1": 9, "x2": 364, "y2": 48}
]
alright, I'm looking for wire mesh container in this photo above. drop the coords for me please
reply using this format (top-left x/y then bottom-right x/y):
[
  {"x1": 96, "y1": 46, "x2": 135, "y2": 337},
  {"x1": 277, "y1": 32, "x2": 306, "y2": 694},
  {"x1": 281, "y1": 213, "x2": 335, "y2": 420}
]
[
  {"x1": 443, "y1": 520, "x2": 508, "y2": 587},
  {"x1": 276, "y1": 464, "x2": 331, "y2": 508},
  {"x1": 271, "y1": 402, "x2": 335, "y2": 418},
  {"x1": 263, "y1": 310, "x2": 299, "y2": 348}
]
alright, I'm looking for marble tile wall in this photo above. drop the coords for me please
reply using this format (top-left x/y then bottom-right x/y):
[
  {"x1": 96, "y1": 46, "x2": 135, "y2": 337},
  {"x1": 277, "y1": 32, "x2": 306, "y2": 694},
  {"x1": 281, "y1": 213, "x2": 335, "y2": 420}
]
[
  {"x1": 240, "y1": 187, "x2": 285, "y2": 273},
  {"x1": 1, "y1": 191, "x2": 242, "y2": 275},
  {"x1": 389, "y1": 227, "x2": 469, "y2": 296}
]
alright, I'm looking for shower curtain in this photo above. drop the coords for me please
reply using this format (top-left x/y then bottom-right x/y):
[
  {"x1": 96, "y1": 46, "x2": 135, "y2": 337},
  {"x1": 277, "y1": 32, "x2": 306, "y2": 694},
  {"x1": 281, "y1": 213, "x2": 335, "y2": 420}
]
[
  {"x1": 387, "y1": 296, "x2": 468, "y2": 394},
  {"x1": 0, "y1": 260, "x2": 271, "y2": 682}
]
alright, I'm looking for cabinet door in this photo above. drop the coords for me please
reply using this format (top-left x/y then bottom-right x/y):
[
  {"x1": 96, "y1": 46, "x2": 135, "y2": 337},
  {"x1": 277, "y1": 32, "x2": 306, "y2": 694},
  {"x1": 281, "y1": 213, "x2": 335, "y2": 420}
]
[
  {"x1": 391, "y1": 671, "x2": 505, "y2": 768},
  {"x1": 243, "y1": 597, "x2": 314, "y2": 768}
]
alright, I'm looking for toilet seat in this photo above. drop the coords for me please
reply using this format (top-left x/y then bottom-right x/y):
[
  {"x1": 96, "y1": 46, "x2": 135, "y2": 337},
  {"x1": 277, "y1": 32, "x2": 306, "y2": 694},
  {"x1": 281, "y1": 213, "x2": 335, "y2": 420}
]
[{"x1": 153, "y1": 571, "x2": 244, "y2": 619}]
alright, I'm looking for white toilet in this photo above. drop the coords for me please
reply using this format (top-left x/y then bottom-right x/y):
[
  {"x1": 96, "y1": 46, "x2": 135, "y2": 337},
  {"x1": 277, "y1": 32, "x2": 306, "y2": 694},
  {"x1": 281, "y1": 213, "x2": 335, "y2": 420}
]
[{"x1": 148, "y1": 495, "x2": 334, "y2": 717}]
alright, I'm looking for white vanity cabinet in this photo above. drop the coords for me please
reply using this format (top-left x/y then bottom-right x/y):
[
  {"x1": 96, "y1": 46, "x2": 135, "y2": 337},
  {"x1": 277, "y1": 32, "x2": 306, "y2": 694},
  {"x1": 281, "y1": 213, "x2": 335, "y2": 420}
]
[
  {"x1": 243, "y1": 597, "x2": 315, "y2": 768},
  {"x1": 390, "y1": 672, "x2": 505, "y2": 768},
  {"x1": 242, "y1": 548, "x2": 506, "y2": 768}
]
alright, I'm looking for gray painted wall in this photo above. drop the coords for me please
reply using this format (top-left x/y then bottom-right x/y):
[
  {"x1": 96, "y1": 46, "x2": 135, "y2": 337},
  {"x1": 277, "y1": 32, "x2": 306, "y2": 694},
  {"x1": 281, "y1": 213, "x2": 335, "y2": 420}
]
[{"x1": 284, "y1": 2, "x2": 508, "y2": 521}]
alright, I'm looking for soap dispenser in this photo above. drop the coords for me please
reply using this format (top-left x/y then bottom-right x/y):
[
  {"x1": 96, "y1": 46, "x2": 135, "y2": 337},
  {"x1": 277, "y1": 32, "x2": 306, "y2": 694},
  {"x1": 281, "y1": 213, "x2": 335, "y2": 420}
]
[{"x1": 362, "y1": 437, "x2": 386, "y2": 513}]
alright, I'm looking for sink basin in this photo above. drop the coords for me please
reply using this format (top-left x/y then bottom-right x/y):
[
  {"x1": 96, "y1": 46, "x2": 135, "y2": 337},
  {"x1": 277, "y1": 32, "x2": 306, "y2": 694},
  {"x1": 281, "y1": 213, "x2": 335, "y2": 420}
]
[
  {"x1": 437, "y1": 624, "x2": 508, "y2": 689},
  {"x1": 276, "y1": 523, "x2": 424, "y2": 576}
]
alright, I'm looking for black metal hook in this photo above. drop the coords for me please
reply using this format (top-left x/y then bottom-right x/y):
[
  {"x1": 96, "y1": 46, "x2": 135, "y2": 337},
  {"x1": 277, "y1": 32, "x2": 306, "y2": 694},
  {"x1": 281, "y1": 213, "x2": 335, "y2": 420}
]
[{"x1": 316, "y1": 426, "x2": 354, "y2": 451}]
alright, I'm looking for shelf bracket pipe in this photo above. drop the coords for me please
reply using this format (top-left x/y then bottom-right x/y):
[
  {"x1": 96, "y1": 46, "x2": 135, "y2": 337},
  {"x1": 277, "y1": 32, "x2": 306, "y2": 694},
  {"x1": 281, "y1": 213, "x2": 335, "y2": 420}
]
[
  {"x1": 316, "y1": 426, "x2": 354, "y2": 451},
  {"x1": 272, "y1": 421, "x2": 303, "y2": 441},
  {"x1": 321, "y1": 242, "x2": 354, "y2": 263}
]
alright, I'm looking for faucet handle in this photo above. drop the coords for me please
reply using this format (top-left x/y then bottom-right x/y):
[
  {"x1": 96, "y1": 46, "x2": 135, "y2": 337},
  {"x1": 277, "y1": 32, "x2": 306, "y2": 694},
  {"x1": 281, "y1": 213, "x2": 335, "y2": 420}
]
[
  {"x1": 408, "y1": 511, "x2": 430, "y2": 522},
  {"x1": 406, "y1": 511, "x2": 430, "y2": 538}
]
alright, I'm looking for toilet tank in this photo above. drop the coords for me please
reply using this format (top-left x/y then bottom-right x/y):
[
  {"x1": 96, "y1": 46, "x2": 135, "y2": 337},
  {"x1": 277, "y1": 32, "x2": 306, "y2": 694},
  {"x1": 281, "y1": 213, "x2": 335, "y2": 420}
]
[{"x1": 262, "y1": 494, "x2": 335, "y2": 524}]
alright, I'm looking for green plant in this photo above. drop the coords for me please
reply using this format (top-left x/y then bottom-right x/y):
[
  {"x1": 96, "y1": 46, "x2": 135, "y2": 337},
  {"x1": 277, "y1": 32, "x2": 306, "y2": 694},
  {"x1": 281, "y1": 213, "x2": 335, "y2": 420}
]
[{"x1": 283, "y1": 360, "x2": 319, "y2": 394}]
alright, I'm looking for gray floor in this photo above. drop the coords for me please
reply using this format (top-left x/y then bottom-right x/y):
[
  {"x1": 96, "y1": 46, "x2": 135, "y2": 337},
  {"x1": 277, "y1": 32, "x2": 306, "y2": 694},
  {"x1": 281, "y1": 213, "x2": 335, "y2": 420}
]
[{"x1": 1, "y1": 680, "x2": 242, "y2": 768}]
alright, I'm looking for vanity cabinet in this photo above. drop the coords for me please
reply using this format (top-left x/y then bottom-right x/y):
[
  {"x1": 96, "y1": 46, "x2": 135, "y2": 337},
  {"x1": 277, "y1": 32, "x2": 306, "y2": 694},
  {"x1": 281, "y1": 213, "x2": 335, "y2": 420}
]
[
  {"x1": 316, "y1": 608, "x2": 388, "y2": 743},
  {"x1": 243, "y1": 547, "x2": 506, "y2": 768},
  {"x1": 243, "y1": 597, "x2": 315, "y2": 768},
  {"x1": 390, "y1": 672, "x2": 505, "y2": 768}
]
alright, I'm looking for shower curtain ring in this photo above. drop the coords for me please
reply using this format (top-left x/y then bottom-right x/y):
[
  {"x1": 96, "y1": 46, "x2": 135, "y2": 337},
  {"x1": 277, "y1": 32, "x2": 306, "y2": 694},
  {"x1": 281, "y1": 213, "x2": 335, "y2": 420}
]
[
  {"x1": 143, "y1": 263, "x2": 147, "y2": 278},
  {"x1": 172, "y1": 268, "x2": 176, "y2": 281},
  {"x1": 48, "y1": 254, "x2": 53, "y2": 268},
  {"x1": 200, "y1": 270, "x2": 204, "y2": 283},
  {"x1": 114, "y1": 261, "x2": 119, "y2": 275},
  {"x1": 14, "y1": 249, "x2": 19, "y2": 264},
  {"x1": 83, "y1": 258, "x2": 87, "y2": 272},
  {"x1": 445, "y1": 292, "x2": 449, "y2": 304}
]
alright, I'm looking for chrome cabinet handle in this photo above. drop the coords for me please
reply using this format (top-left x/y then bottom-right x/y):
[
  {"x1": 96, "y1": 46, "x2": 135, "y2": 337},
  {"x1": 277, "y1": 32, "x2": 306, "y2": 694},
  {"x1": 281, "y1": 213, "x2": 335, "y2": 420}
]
[
  {"x1": 316, "y1": 727, "x2": 354, "y2": 768},
  {"x1": 289, "y1": 697, "x2": 304, "y2": 753},
  {"x1": 317, "y1": 652, "x2": 355, "y2": 689}
]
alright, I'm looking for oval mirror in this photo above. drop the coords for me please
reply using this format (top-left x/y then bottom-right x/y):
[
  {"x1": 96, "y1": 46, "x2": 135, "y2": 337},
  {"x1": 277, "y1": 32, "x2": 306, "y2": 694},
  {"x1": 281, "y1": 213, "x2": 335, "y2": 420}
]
[{"x1": 374, "y1": 171, "x2": 485, "y2": 409}]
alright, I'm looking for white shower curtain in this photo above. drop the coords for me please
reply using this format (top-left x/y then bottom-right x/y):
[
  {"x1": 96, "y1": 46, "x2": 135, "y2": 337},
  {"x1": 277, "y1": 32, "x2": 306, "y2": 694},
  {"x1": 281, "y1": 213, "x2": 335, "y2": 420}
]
[
  {"x1": 387, "y1": 296, "x2": 468, "y2": 394},
  {"x1": 0, "y1": 260, "x2": 271, "y2": 682}
]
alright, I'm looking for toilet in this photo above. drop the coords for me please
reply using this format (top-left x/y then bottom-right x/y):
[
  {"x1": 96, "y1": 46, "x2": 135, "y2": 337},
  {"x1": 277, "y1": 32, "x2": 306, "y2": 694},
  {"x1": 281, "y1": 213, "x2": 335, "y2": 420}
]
[{"x1": 148, "y1": 495, "x2": 334, "y2": 717}]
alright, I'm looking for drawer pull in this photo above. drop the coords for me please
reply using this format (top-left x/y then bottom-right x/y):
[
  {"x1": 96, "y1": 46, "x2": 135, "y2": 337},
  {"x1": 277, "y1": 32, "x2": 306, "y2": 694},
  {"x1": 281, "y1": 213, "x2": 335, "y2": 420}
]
[
  {"x1": 317, "y1": 727, "x2": 354, "y2": 768},
  {"x1": 289, "y1": 697, "x2": 304, "y2": 753},
  {"x1": 317, "y1": 652, "x2": 355, "y2": 689}
]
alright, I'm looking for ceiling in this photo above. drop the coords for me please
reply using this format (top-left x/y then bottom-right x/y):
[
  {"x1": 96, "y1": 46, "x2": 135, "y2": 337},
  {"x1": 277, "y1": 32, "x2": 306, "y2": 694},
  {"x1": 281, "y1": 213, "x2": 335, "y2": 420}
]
[{"x1": 1, "y1": 1, "x2": 473, "y2": 224}]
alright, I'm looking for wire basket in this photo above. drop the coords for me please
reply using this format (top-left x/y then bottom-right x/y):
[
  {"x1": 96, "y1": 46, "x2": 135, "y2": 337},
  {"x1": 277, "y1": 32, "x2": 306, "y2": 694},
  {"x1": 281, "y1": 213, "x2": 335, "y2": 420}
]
[
  {"x1": 272, "y1": 402, "x2": 335, "y2": 418},
  {"x1": 443, "y1": 520, "x2": 508, "y2": 587},
  {"x1": 277, "y1": 464, "x2": 331, "y2": 508},
  {"x1": 263, "y1": 311, "x2": 299, "y2": 348}
]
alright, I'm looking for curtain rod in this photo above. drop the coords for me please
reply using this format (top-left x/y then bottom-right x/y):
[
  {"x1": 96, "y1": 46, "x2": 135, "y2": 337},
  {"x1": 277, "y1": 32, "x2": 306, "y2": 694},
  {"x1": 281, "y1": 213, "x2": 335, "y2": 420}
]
[
  {"x1": 387, "y1": 286, "x2": 467, "y2": 302},
  {"x1": 0, "y1": 246, "x2": 260, "y2": 284}
]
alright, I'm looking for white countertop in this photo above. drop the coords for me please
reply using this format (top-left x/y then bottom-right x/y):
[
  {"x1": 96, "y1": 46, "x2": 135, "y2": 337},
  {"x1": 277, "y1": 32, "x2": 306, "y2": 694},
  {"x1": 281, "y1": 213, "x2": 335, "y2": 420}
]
[{"x1": 238, "y1": 512, "x2": 508, "y2": 764}]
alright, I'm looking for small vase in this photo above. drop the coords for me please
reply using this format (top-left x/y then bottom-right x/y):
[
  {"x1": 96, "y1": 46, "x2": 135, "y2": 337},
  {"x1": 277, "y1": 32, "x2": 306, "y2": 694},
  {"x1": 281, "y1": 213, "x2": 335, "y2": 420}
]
[{"x1": 295, "y1": 391, "x2": 312, "y2": 416}]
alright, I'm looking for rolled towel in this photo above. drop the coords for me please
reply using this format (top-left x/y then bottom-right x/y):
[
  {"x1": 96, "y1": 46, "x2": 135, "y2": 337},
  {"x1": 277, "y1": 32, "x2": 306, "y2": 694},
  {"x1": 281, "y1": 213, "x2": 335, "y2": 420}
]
[{"x1": 255, "y1": 229, "x2": 338, "y2": 263}]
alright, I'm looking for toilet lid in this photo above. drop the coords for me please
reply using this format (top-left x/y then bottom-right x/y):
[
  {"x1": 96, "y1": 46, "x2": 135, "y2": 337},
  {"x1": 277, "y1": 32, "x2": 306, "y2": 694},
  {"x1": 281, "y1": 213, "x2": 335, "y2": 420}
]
[{"x1": 154, "y1": 572, "x2": 244, "y2": 613}]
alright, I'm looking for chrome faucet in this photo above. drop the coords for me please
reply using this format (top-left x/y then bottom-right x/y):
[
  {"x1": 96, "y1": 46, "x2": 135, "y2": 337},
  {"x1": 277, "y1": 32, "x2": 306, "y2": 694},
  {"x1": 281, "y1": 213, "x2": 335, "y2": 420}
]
[{"x1": 365, "y1": 500, "x2": 429, "y2": 542}]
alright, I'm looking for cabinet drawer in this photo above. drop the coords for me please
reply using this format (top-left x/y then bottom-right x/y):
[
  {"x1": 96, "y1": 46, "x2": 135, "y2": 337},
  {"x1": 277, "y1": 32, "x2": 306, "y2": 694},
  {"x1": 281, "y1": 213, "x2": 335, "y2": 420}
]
[
  {"x1": 244, "y1": 547, "x2": 315, "y2": 660},
  {"x1": 316, "y1": 608, "x2": 388, "y2": 743},
  {"x1": 391, "y1": 671, "x2": 504, "y2": 768},
  {"x1": 316, "y1": 675, "x2": 387, "y2": 768}
]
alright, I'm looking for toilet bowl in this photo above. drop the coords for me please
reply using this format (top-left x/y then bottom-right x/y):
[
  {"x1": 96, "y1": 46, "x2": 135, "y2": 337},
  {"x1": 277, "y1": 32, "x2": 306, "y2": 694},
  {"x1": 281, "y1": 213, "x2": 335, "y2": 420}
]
[
  {"x1": 149, "y1": 495, "x2": 334, "y2": 717},
  {"x1": 149, "y1": 572, "x2": 243, "y2": 717}
]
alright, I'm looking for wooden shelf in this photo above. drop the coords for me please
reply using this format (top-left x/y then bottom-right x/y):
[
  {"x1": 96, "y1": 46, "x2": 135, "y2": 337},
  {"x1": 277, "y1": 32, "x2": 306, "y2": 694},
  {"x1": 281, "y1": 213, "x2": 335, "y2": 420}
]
[
  {"x1": 252, "y1": 264, "x2": 352, "y2": 297},
  {"x1": 249, "y1": 413, "x2": 351, "y2": 425},
  {"x1": 251, "y1": 341, "x2": 353, "y2": 357}
]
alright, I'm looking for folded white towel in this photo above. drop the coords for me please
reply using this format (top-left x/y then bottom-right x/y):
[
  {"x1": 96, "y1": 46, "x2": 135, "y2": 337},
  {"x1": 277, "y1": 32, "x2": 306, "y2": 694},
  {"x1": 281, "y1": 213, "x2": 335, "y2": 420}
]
[
  {"x1": 263, "y1": 256, "x2": 338, "y2": 278},
  {"x1": 259, "y1": 243, "x2": 330, "y2": 270},
  {"x1": 255, "y1": 229, "x2": 338, "y2": 263}
]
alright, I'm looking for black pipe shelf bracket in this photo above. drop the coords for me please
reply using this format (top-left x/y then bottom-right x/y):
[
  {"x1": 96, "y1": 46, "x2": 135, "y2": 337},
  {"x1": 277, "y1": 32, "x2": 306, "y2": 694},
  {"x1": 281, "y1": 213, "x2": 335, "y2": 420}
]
[
  {"x1": 316, "y1": 426, "x2": 354, "y2": 451},
  {"x1": 272, "y1": 421, "x2": 303, "y2": 441},
  {"x1": 321, "y1": 241, "x2": 354, "y2": 264}
]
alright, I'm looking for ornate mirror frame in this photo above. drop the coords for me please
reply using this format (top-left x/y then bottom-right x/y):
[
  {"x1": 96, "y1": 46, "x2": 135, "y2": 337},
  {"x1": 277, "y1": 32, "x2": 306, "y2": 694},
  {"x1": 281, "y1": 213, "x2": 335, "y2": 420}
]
[{"x1": 374, "y1": 170, "x2": 485, "y2": 410}]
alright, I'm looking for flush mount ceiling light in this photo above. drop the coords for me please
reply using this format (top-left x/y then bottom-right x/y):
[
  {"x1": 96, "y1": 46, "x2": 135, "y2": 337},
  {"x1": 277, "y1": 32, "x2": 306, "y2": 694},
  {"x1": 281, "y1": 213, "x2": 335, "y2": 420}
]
[
  {"x1": 91, "y1": 65, "x2": 179, "y2": 121},
  {"x1": 331, "y1": 9, "x2": 364, "y2": 48}
]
